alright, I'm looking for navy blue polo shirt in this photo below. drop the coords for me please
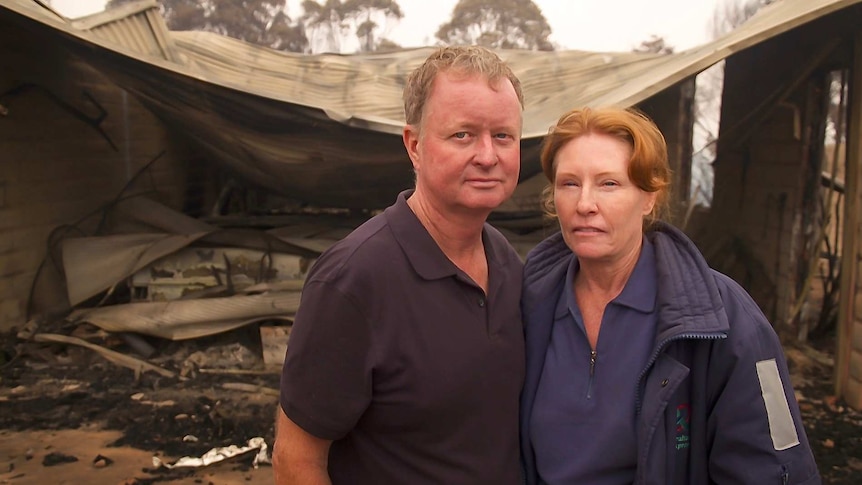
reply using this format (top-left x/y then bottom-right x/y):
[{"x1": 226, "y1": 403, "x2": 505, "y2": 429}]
[
  {"x1": 530, "y1": 238, "x2": 658, "y2": 484},
  {"x1": 280, "y1": 190, "x2": 525, "y2": 484}
]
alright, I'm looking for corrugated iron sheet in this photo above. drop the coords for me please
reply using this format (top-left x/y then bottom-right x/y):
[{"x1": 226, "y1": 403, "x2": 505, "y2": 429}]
[
  {"x1": 71, "y1": 1, "x2": 180, "y2": 63},
  {"x1": 1, "y1": 0, "x2": 859, "y2": 208}
]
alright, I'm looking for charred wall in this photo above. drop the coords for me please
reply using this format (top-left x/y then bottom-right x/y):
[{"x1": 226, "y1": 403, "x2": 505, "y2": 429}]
[
  {"x1": 701, "y1": 8, "x2": 860, "y2": 338},
  {"x1": 638, "y1": 78, "x2": 696, "y2": 223},
  {"x1": 0, "y1": 22, "x2": 215, "y2": 332}
]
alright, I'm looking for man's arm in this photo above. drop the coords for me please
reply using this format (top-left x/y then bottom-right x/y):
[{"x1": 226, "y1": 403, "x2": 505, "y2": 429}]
[{"x1": 273, "y1": 406, "x2": 333, "y2": 485}]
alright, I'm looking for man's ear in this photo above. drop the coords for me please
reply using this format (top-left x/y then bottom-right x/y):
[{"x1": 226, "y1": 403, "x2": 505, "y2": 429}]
[{"x1": 403, "y1": 125, "x2": 420, "y2": 170}]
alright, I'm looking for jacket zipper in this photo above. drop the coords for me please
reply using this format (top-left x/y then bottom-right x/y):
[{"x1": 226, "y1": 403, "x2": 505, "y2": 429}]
[
  {"x1": 634, "y1": 331, "x2": 727, "y2": 485},
  {"x1": 587, "y1": 350, "x2": 597, "y2": 398},
  {"x1": 634, "y1": 332, "x2": 726, "y2": 414}
]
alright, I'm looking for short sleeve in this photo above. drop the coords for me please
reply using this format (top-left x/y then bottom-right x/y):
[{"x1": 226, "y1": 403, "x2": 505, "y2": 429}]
[{"x1": 279, "y1": 279, "x2": 373, "y2": 440}]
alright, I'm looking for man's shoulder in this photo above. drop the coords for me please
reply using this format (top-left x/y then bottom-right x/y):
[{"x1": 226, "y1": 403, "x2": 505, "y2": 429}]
[{"x1": 307, "y1": 212, "x2": 394, "y2": 283}]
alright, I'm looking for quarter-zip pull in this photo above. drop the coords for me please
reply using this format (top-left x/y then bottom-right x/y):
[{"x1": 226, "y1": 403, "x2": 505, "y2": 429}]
[{"x1": 586, "y1": 350, "x2": 597, "y2": 399}]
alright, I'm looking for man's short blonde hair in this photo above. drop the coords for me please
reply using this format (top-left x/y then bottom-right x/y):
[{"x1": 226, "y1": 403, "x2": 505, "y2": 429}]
[{"x1": 403, "y1": 46, "x2": 524, "y2": 126}]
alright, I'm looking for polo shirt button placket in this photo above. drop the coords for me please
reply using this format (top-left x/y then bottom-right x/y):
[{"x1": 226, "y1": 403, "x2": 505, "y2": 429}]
[{"x1": 478, "y1": 295, "x2": 496, "y2": 338}]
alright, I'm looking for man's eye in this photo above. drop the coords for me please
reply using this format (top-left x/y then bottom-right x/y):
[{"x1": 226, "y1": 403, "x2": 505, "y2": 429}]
[
  {"x1": 494, "y1": 133, "x2": 510, "y2": 140},
  {"x1": 454, "y1": 132, "x2": 468, "y2": 139}
]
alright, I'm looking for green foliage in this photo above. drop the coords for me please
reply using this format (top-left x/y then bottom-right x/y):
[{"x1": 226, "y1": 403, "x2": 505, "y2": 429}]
[
  {"x1": 105, "y1": 0, "x2": 308, "y2": 52},
  {"x1": 436, "y1": 0, "x2": 553, "y2": 51}
]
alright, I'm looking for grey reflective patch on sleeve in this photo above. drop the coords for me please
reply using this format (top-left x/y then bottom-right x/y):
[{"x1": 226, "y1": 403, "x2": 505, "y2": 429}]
[{"x1": 755, "y1": 359, "x2": 800, "y2": 451}]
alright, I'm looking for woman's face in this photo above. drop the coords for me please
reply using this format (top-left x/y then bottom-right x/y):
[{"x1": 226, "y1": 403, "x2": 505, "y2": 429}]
[{"x1": 553, "y1": 132, "x2": 656, "y2": 266}]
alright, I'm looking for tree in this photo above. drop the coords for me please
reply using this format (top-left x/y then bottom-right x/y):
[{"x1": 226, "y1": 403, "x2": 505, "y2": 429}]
[
  {"x1": 709, "y1": 0, "x2": 778, "y2": 39},
  {"x1": 104, "y1": 0, "x2": 308, "y2": 52},
  {"x1": 301, "y1": 0, "x2": 349, "y2": 53},
  {"x1": 435, "y1": 0, "x2": 554, "y2": 51},
  {"x1": 301, "y1": 0, "x2": 402, "y2": 53},
  {"x1": 633, "y1": 35, "x2": 674, "y2": 55},
  {"x1": 343, "y1": 0, "x2": 403, "y2": 52}
]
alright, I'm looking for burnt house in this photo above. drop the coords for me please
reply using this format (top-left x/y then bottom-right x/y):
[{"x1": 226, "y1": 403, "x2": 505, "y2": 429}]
[{"x1": 1, "y1": 0, "x2": 861, "y2": 406}]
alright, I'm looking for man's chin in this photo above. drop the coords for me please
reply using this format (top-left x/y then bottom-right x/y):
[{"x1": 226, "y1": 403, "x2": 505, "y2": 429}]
[{"x1": 459, "y1": 193, "x2": 509, "y2": 212}]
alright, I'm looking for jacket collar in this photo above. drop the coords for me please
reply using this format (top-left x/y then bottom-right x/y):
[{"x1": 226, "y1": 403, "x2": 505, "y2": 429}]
[
  {"x1": 526, "y1": 222, "x2": 728, "y2": 339},
  {"x1": 647, "y1": 222, "x2": 729, "y2": 339}
]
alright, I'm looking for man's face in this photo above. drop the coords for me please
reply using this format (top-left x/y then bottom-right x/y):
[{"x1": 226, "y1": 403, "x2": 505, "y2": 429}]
[{"x1": 403, "y1": 71, "x2": 522, "y2": 217}]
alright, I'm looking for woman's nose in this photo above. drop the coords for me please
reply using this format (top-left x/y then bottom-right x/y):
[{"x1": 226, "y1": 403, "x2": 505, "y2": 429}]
[{"x1": 576, "y1": 186, "x2": 597, "y2": 214}]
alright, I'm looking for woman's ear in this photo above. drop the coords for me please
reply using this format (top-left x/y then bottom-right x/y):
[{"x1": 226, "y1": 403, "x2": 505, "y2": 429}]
[{"x1": 643, "y1": 191, "x2": 657, "y2": 216}]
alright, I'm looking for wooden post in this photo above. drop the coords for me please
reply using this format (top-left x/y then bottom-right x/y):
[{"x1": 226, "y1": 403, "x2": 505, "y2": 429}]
[{"x1": 836, "y1": 32, "x2": 862, "y2": 409}]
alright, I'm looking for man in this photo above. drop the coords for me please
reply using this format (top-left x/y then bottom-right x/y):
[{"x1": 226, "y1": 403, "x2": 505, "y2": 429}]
[{"x1": 273, "y1": 45, "x2": 526, "y2": 484}]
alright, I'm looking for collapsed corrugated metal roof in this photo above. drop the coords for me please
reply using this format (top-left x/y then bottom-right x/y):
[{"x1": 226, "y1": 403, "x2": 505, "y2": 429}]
[{"x1": 1, "y1": 0, "x2": 859, "y2": 209}]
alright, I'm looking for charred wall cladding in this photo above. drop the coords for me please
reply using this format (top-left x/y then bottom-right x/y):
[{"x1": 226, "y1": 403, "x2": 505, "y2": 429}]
[{"x1": 0, "y1": 26, "x2": 211, "y2": 332}]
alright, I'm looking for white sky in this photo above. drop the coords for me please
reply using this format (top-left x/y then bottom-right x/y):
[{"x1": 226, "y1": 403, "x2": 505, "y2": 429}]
[{"x1": 50, "y1": 0, "x2": 724, "y2": 52}]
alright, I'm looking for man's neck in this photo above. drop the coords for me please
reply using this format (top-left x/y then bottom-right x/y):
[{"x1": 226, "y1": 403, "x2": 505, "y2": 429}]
[{"x1": 406, "y1": 192, "x2": 487, "y2": 259}]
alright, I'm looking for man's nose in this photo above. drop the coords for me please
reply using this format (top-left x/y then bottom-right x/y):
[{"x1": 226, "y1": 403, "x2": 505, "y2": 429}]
[{"x1": 473, "y1": 134, "x2": 497, "y2": 166}]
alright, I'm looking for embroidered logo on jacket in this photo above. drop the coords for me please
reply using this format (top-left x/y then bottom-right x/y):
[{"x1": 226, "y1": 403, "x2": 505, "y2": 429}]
[{"x1": 675, "y1": 403, "x2": 691, "y2": 451}]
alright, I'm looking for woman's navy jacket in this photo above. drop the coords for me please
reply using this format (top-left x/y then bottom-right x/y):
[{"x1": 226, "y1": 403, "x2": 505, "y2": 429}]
[{"x1": 520, "y1": 222, "x2": 821, "y2": 484}]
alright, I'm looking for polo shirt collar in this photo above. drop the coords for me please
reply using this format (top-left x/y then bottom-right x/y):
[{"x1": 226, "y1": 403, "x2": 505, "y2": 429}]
[
  {"x1": 555, "y1": 236, "x2": 657, "y2": 319},
  {"x1": 385, "y1": 190, "x2": 507, "y2": 282},
  {"x1": 614, "y1": 237, "x2": 657, "y2": 313},
  {"x1": 385, "y1": 189, "x2": 458, "y2": 280}
]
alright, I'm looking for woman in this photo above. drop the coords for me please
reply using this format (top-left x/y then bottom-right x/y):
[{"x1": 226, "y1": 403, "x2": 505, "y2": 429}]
[{"x1": 520, "y1": 107, "x2": 820, "y2": 484}]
